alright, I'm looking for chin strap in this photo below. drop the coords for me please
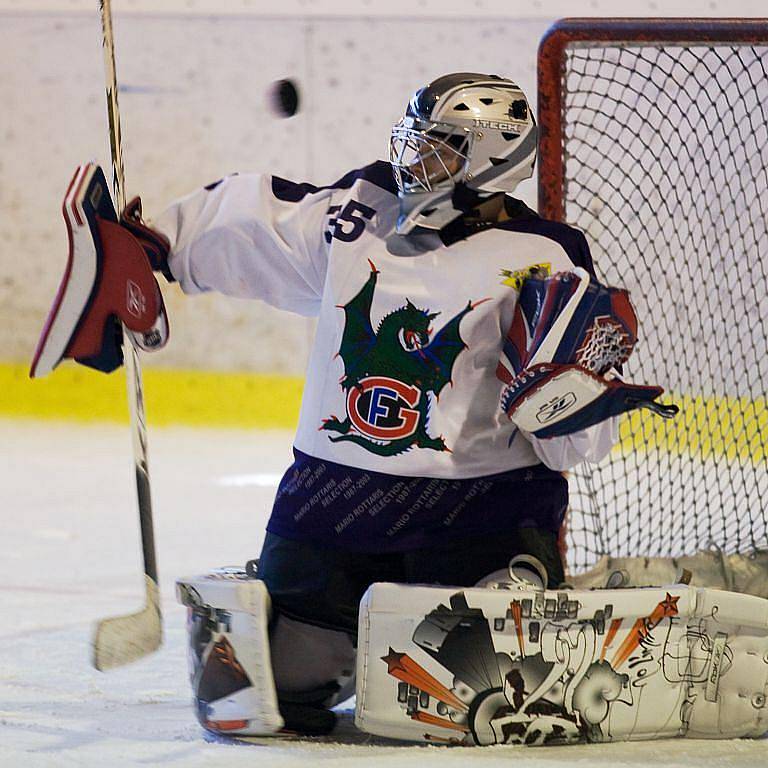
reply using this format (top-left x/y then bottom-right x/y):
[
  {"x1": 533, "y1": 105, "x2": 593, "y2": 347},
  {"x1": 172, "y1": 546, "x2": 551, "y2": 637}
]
[
  {"x1": 451, "y1": 181, "x2": 492, "y2": 214},
  {"x1": 396, "y1": 182, "x2": 498, "y2": 235}
]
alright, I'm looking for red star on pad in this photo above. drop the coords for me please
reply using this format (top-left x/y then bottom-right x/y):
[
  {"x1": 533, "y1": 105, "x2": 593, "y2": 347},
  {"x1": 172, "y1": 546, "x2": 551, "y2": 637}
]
[
  {"x1": 381, "y1": 648, "x2": 408, "y2": 675},
  {"x1": 660, "y1": 592, "x2": 680, "y2": 617}
]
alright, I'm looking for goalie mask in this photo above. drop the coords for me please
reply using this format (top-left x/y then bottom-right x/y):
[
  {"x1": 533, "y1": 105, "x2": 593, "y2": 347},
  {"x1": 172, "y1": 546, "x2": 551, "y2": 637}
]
[{"x1": 390, "y1": 73, "x2": 537, "y2": 234}]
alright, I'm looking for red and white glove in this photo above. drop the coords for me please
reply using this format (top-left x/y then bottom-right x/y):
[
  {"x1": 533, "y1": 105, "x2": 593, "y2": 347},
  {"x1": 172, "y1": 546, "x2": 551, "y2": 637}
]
[
  {"x1": 120, "y1": 196, "x2": 175, "y2": 283},
  {"x1": 30, "y1": 163, "x2": 170, "y2": 377}
]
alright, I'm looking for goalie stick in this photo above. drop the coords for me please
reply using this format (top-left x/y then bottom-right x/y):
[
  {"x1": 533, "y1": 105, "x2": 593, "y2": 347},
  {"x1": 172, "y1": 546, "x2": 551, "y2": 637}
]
[{"x1": 91, "y1": 0, "x2": 162, "y2": 671}]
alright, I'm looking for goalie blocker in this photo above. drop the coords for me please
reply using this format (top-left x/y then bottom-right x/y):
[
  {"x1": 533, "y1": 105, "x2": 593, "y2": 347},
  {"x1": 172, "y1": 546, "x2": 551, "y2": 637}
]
[{"x1": 30, "y1": 163, "x2": 169, "y2": 379}]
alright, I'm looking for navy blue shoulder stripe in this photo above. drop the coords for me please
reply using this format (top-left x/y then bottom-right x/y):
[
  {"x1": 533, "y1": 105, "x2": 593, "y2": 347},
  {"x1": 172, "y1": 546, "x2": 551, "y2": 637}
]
[
  {"x1": 204, "y1": 172, "x2": 239, "y2": 192},
  {"x1": 496, "y1": 216, "x2": 596, "y2": 277},
  {"x1": 271, "y1": 160, "x2": 398, "y2": 203}
]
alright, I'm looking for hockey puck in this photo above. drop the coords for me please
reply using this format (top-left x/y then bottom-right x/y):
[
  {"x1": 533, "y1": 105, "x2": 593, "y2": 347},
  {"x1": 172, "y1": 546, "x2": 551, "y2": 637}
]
[{"x1": 268, "y1": 79, "x2": 300, "y2": 118}]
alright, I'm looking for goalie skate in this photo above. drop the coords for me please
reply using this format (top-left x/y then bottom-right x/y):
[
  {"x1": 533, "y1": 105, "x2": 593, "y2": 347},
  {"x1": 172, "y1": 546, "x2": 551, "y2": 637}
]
[{"x1": 30, "y1": 163, "x2": 168, "y2": 378}]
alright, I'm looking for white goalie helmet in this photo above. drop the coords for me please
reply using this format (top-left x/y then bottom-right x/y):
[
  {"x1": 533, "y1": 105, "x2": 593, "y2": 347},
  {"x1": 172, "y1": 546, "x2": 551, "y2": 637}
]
[{"x1": 390, "y1": 73, "x2": 537, "y2": 234}]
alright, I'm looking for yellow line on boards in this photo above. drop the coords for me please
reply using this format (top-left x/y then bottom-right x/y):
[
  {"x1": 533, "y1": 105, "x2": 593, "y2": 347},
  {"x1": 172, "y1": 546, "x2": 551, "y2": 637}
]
[
  {"x1": 619, "y1": 392, "x2": 767, "y2": 466},
  {"x1": 0, "y1": 361, "x2": 303, "y2": 429},
  {"x1": 3, "y1": 362, "x2": 766, "y2": 465}
]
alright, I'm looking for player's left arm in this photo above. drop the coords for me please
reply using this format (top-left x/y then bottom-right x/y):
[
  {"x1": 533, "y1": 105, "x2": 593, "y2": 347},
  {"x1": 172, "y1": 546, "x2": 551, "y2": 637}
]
[
  {"x1": 524, "y1": 408, "x2": 620, "y2": 471},
  {"x1": 523, "y1": 227, "x2": 619, "y2": 471},
  {"x1": 497, "y1": 266, "x2": 677, "y2": 470},
  {"x1": 496, "y1": 229, "x2": 677, "y2": 471}
]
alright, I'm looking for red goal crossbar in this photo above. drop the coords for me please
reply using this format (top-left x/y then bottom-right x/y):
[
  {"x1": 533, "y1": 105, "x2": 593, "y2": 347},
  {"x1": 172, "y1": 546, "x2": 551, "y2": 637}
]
[{"x1": 537, "y1": 17, "x2": 768, "y2": 222}]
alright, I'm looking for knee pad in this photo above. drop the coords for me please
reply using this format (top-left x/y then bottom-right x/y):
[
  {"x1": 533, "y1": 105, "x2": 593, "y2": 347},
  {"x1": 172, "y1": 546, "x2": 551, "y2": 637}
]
[{"x1": 176, "y1": 568, "x2": 283, "y2": 736}]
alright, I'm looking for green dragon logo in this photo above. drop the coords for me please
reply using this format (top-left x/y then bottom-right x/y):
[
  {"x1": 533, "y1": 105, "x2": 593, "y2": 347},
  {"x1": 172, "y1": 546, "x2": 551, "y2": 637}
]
[{"x1": 320, "y1": 260, "x2": 488, "y2": 456}]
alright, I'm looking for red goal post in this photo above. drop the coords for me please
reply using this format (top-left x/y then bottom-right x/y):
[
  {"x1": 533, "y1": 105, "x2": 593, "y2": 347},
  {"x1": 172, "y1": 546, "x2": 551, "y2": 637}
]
[
  {"x1": 536, "y1": 18, "x2": 768, "y2": 589},
  {"x1": 538, "y1": 18, "x2": 768, "y2": 220}
]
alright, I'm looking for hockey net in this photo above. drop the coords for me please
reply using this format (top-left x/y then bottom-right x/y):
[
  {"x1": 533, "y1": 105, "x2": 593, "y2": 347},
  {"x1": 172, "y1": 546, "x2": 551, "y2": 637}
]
[{"x1": 537, "y1": 19, "x2": 768, "y2": 591}]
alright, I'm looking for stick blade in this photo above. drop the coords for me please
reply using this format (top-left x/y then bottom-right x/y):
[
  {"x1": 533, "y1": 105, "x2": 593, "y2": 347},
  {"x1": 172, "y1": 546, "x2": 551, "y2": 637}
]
[{"x1": 92, "y1": 575, "x2": 162, "y2": 671}]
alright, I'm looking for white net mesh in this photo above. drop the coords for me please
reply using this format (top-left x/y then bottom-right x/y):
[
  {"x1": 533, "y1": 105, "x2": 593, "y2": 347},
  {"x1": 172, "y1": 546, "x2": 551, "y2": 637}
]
[{"x1": 556, "y1": 42, "x2": 768, "y2": 574}]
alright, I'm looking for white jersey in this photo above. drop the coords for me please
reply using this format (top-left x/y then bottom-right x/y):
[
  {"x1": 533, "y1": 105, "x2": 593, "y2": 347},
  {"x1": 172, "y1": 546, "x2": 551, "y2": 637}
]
[{"x1": 156, "y1": 161, "x2": 616, "y2": 480}]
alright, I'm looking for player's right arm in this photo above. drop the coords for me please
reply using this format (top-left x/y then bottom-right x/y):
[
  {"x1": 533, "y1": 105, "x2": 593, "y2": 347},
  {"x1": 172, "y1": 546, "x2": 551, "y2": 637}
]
[{"x1": 153, "y1": 173, "x2": 332, "y2": 317}]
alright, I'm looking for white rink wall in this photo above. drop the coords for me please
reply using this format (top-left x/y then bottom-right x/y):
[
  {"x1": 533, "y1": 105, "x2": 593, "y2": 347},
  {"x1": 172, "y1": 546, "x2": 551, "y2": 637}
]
[{"x1": 1, "y1": 1, "x2": 765, "y2": 374}]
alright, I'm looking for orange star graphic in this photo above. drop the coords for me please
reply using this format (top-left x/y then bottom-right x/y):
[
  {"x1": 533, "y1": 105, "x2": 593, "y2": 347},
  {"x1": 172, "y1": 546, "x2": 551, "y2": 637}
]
[
  {"x1": 660, "y1": 592, "x2": 680, "y2": 618},
  {"x1": 380, "y1": 648, "x2": 468, "y2": 712}
]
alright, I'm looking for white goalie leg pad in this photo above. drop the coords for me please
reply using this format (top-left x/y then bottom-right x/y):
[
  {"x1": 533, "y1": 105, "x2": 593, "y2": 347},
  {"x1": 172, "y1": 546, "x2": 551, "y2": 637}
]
[
  {"x1": 355, "y1": 580, "x2": 768, "y2": 746},
  {"x1": 570, "y1": 550, "x2": 768, "y2": 599},
  {"x1": 175, "y1": 568, "x2": 284, "y2": 736}
]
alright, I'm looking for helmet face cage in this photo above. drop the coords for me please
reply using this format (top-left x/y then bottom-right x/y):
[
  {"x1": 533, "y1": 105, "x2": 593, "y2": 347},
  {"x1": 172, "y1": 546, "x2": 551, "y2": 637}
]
[
  {"x1": 390, "y1": 118, "x2": 472, "y2": 194},
  {"x1": 390, "y1": 73, "x2": 537, "y2": 234}
]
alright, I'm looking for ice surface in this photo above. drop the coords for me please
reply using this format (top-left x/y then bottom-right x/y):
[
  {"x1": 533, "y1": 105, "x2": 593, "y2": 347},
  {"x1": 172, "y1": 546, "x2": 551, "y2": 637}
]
[{"x1": 1, "y1": 419, "x2": 766, "y2": 767}]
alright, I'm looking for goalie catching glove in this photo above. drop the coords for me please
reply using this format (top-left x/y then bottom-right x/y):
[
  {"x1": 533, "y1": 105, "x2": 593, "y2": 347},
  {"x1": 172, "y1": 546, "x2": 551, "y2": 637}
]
[
  {"x1": 497, "y1": 268, "x2": 678, "y2": 439},
  {"x1": 30, "y1": 163, "x2": 171, "y2": 377}
]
